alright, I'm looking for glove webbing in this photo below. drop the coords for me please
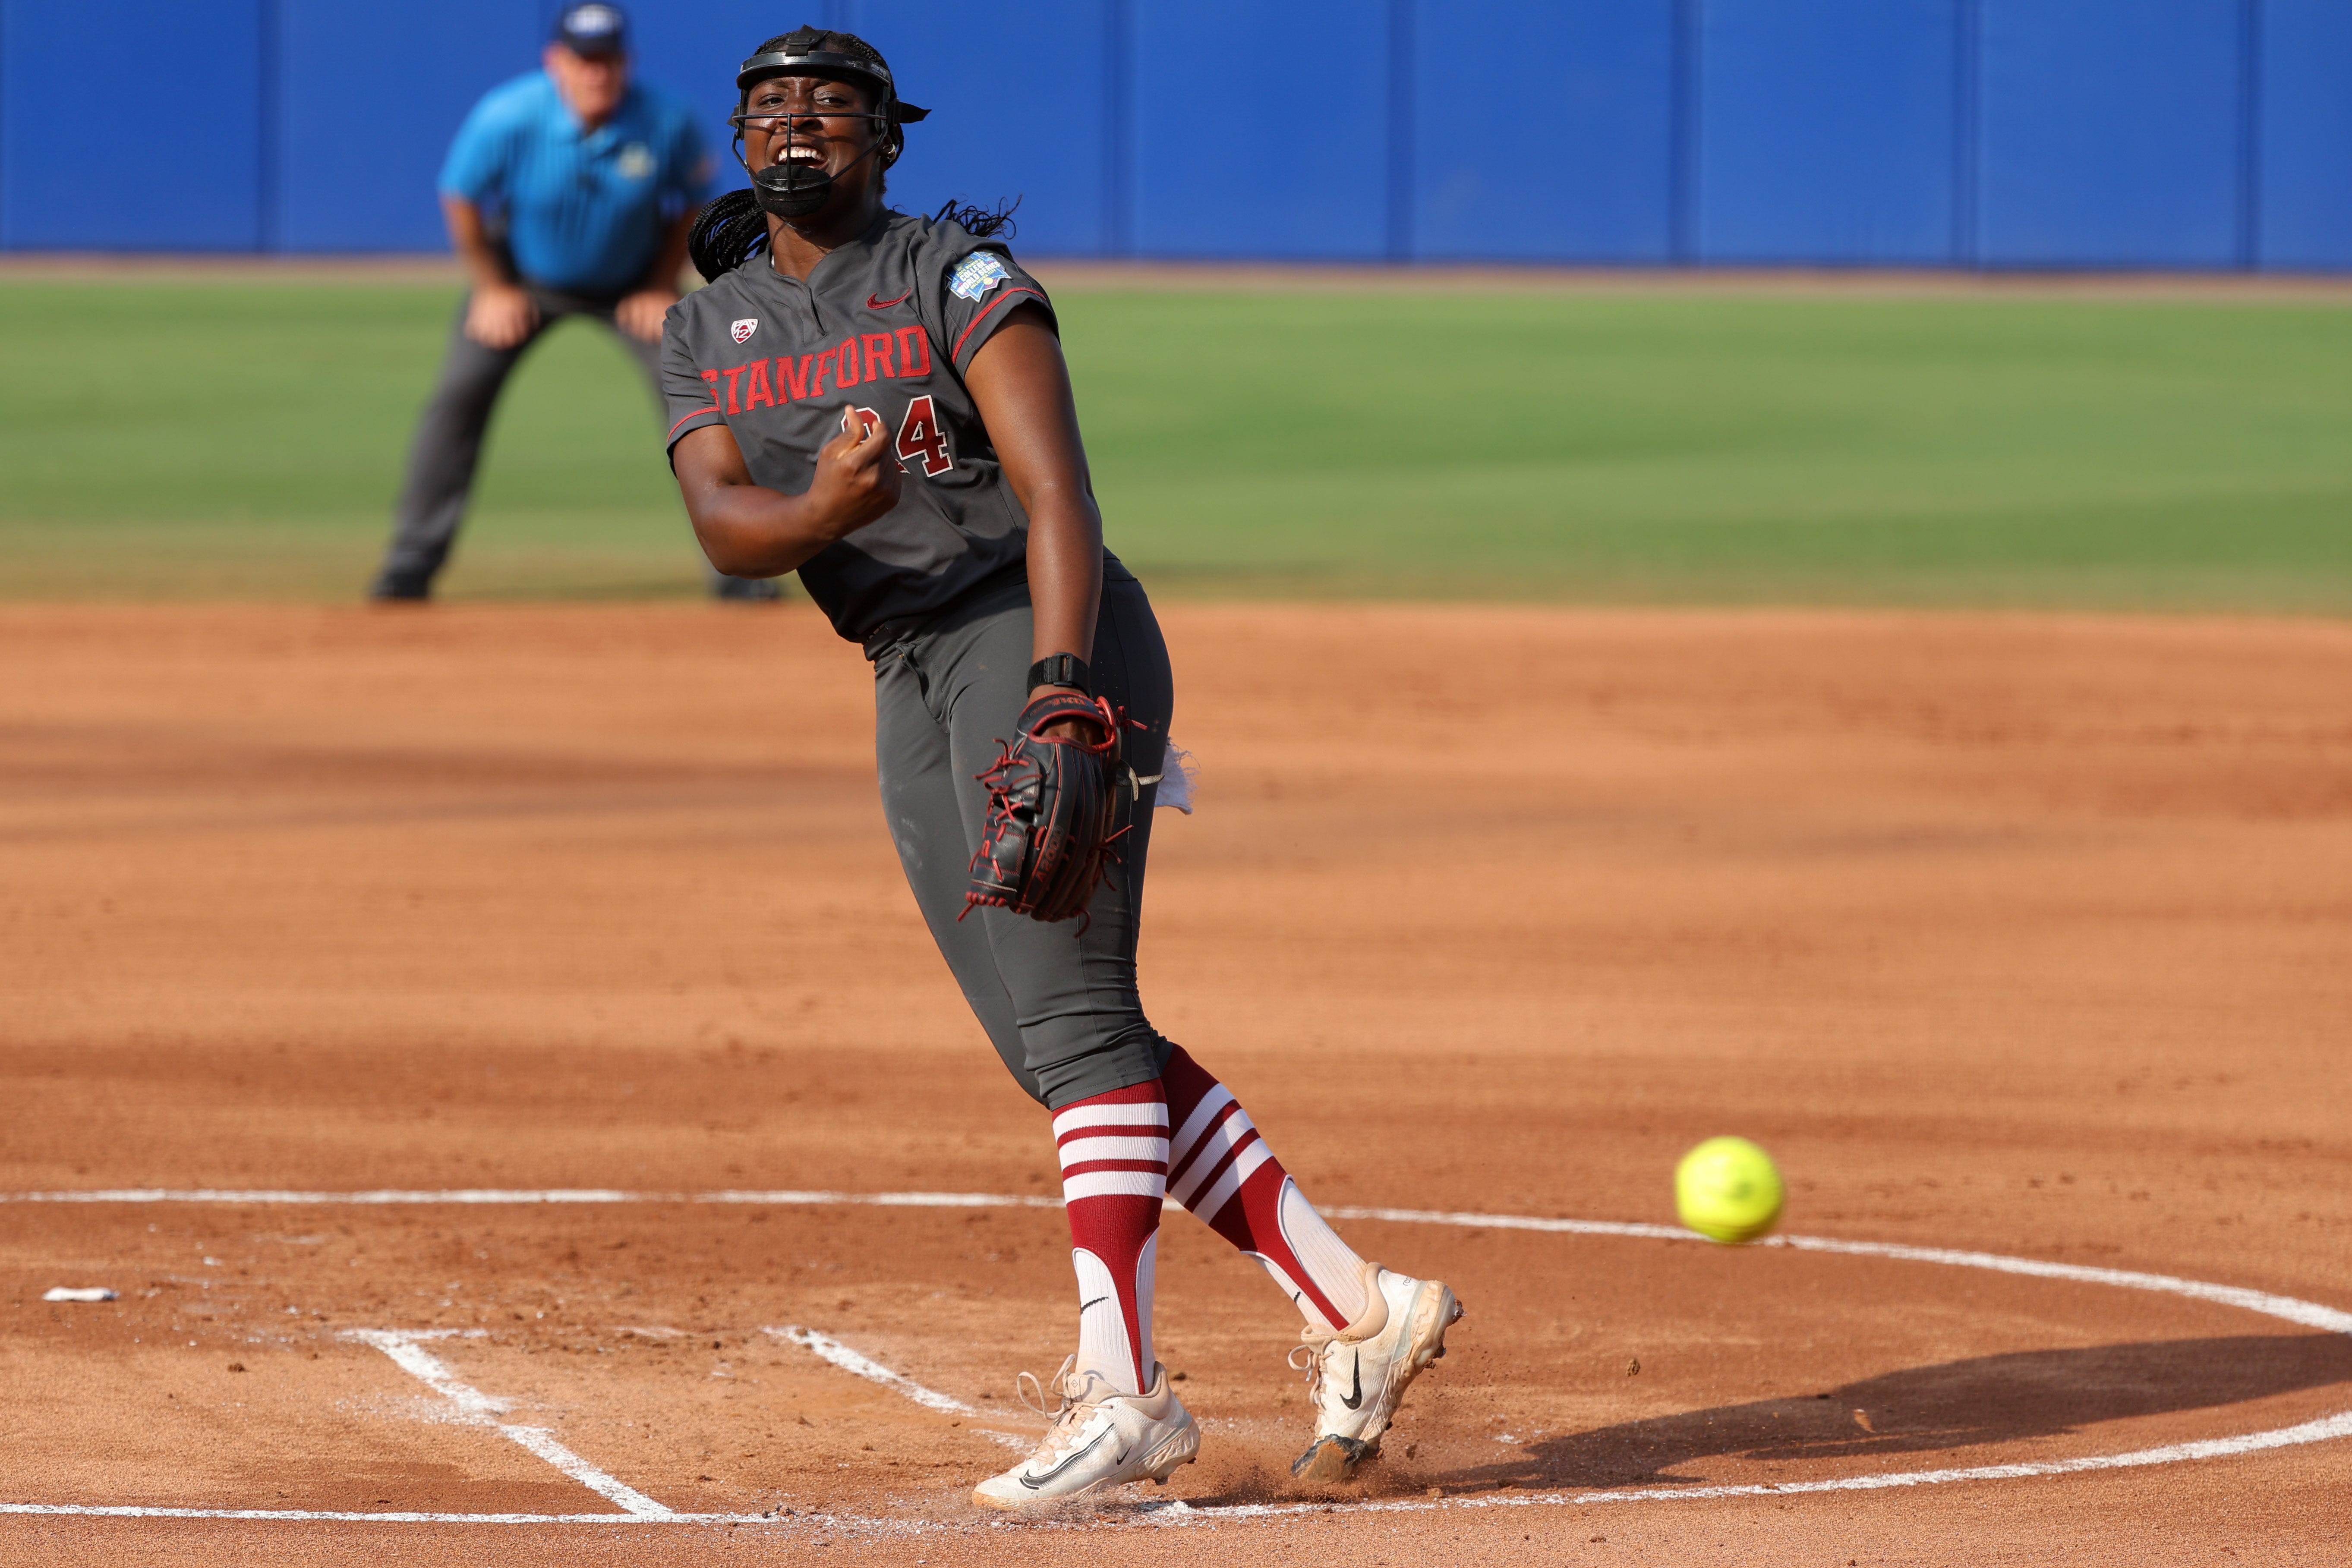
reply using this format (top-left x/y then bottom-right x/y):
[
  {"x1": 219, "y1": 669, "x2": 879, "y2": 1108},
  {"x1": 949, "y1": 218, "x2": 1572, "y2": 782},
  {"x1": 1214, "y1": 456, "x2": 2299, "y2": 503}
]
[{"x1": 962, "y1": 693, "x2": 1127, "y2": 927}]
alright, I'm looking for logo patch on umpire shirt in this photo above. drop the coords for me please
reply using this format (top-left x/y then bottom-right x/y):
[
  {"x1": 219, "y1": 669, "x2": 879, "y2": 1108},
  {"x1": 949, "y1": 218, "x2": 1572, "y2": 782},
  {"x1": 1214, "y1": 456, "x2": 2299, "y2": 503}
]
[
  {"x1": 948, "y1": 253, "x2": 1010, "y2": 302},
  {"x1": 731, "y1": 318, "x2": 759, "y2": 344}
]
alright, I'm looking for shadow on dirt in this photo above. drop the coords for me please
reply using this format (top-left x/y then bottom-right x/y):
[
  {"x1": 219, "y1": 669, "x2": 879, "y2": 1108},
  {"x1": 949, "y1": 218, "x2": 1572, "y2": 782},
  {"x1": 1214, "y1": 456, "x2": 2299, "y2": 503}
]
[{"x1": 1426, "y1": 1333, "x2": 2352, "y2": 1492}]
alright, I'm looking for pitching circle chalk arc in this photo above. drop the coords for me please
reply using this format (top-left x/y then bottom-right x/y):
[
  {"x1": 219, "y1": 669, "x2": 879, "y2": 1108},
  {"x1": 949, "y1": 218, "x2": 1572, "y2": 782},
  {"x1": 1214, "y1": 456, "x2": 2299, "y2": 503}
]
[{"x1": 2, "y1": 1187, "x2": 2346, "y2": 1529}]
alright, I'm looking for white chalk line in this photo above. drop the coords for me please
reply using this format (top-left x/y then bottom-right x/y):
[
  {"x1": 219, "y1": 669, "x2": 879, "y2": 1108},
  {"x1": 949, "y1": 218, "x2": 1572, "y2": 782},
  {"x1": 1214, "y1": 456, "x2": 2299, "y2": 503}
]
[
  {"x1": 8, "y1": 1187, "x2": 2349, "y2": 1529},
  {"x1": 11, "y1": 1404, "x2": 2350, "y2": 1530},
  {"x1": 1129, "y1": 1409, "x2": 2352, "y2": 1522},
  {"x1": 0, "y1": 1505, "x2": 756, "y2": 1524},
  {"x1": 0, "y1": 1187, "x2": 1062, "y2": 1209},
  {"x1": 22, "y1": 1186, "x2": 2339, "y2": 1336},
  {"x1": 1323, "y1": 1206, "x2": 2352, "y2": 1336},
  {"x1": 343, "y1": 1329, "x2": 674, "y2": 1519},
  {"x1": 768, "y1": 1326, "x2": 1034, "y2": 1452},
  {"x1": 758, "y1": 1326, "x2": 2352, "y2": 1525}
]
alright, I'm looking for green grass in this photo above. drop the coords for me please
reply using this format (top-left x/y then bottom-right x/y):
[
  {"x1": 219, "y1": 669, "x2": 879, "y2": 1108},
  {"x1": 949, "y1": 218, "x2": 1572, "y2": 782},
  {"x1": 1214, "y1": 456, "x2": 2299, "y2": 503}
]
[{"x1": 2, "y1": 277, "x2": 2347, "y2": 610}]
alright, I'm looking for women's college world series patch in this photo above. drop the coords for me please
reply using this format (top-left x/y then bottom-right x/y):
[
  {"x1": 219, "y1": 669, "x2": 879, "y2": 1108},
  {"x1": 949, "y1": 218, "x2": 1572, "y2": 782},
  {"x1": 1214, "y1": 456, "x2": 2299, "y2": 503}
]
[{"x1": 949, "y1": 253, "x2": 1010, "y2": 302}]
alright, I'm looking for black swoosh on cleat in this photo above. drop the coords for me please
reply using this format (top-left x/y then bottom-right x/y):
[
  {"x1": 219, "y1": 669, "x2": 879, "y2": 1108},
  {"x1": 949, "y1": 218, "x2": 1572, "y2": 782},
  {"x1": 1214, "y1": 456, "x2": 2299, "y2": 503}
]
[
  {"x1": 1340, "y1": 1350, "x2": 1365, "y2": 1410},
  {"x1": 1078, "y1": 1295, "x2": 1110, "y2": 1314},
  {"x1": 1018, "y1": 1428, "x2": 1119, "y2": 1489}
]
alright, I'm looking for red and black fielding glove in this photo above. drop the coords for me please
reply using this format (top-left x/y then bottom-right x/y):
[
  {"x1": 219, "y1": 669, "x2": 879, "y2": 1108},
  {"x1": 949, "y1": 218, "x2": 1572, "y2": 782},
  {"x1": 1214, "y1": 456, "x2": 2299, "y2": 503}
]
[{"x1": 963, "y1": 692, "x2": 1125, "y2": 924}]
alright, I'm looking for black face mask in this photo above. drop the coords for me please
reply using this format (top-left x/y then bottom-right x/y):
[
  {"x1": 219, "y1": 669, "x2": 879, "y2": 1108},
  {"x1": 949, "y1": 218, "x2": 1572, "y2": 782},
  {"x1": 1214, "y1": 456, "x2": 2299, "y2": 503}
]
[
  {"x1": 745, "y1": 124, "x2": 895, "y2": 222},
  {"x1": 750, "y1": 158, "x2": 833, "y2": 220}
]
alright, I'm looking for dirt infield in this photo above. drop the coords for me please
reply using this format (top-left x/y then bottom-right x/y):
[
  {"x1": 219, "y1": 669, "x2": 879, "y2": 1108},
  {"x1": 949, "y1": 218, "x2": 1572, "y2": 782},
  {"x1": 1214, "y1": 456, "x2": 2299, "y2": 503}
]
[{"x1": 3, "y1": 602, "x2": 2349, "y2": 1566}]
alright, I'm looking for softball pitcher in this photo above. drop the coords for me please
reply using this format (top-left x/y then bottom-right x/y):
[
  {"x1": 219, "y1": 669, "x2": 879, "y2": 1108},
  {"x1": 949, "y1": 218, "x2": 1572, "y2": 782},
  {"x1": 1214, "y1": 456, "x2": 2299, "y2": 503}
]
[{"x1": 660, "y1": 26, "x2": 1463, "y2": 1508}]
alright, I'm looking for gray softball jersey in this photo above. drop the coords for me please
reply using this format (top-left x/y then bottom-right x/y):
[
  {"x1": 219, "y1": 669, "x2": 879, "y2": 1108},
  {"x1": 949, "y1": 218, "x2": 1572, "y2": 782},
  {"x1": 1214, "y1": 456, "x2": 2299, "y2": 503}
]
[{"x1": 661, "y1": 211, "x2": 1057, "y2": 643}]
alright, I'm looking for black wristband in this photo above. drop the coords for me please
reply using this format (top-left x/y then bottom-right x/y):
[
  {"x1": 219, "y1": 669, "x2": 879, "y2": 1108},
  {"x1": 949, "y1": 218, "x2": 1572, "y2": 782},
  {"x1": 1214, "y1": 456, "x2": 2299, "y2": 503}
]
[{"x1": 1028, "y1": 654, "x2": 1090, "y2": 694}]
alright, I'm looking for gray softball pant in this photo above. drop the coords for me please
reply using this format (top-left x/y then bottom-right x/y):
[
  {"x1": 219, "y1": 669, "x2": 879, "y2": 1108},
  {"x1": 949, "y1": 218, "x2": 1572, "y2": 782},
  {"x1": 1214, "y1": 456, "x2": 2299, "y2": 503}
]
[{"x1": 869, "y1": 566, "x2": 1176, "y2": 1111}]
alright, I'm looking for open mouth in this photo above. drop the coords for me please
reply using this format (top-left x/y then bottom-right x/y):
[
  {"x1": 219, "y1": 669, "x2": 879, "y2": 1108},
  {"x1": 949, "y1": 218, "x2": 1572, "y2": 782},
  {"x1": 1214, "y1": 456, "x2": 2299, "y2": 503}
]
[{"x1": 772, "y1": 144, "x2": 827, "y2": 169}]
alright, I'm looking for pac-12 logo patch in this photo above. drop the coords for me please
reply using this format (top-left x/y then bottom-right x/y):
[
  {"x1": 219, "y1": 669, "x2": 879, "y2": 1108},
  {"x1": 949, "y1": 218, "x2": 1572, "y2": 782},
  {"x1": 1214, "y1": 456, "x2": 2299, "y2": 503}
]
[
  {"x1": 948, "y1": 253, "x2": 1010, "y2": 302},
  {"x1": 731, "y1": 318, "x2": 759, "y2": 344}
]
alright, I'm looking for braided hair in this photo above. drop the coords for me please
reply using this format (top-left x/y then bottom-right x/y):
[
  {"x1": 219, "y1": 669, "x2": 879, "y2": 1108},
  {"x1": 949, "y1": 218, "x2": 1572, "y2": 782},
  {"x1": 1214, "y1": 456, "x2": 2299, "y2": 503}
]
[
  {"x1": 689, "y1": 27, "x2": 1017, "y2": 280},
  {"x1": 935, "y1": 194, "x2": 1022, "y2": 239},
  {"x1": 688, "y1": 190, "x2": 777, "y2": 283}
]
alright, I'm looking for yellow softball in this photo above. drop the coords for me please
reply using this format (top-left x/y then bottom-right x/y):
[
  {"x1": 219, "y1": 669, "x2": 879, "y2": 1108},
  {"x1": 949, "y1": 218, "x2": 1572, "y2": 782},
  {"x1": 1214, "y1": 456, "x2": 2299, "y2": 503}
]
[{"x1": 1674, "y1": 1136, "x2": 1785, "y2": 1244}]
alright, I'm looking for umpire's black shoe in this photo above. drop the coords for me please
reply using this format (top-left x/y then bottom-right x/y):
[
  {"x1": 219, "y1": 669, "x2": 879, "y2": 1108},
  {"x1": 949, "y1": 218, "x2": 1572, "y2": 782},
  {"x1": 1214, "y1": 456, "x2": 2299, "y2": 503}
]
[
  {"x1": 367, "y1": 571, "x2": 433, "y2": 602},
  {"x1": 709, "y1": 574, "x2": 784, "y2": 603}
]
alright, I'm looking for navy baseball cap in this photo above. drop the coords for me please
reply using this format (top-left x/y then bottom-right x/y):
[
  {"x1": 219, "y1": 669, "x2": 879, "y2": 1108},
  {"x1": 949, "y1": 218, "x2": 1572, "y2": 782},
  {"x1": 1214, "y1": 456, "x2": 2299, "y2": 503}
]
[{"x1": 552, "y1": 3, "x2": 627, "y2": 57}]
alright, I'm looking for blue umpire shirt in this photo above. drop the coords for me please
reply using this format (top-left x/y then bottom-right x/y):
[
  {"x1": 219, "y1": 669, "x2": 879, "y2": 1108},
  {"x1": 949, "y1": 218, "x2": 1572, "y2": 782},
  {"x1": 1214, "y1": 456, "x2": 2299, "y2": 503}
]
[{"x1": 439, "y1": 72, "x2": 712, "y2": 297}]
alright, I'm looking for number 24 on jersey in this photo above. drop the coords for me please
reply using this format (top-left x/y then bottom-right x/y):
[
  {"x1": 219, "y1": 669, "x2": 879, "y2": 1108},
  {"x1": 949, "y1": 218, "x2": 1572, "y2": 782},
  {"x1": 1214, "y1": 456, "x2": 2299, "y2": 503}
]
[{"x1": 852, "y1": 396, "x2": 954, "y2": 478}]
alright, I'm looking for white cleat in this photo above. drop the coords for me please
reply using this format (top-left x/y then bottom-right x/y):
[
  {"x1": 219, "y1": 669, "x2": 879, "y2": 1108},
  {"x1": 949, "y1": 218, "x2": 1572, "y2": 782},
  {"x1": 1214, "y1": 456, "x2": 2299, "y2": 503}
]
[
  {"x1": 1289, "y1": 1261, "x2": 1464, "y2": 1482},
  {"x1": 970, "y1": 1357, "x2": 1201, "y2": 1510}
]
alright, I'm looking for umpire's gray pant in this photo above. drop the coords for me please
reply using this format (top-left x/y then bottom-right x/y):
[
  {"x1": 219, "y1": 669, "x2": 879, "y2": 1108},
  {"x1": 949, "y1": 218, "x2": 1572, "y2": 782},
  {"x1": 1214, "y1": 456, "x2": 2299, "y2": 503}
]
[
  {"x1": 372, "y1": 289, "x2": 767, "y2": 599},
  {"x1": 870, "y1": 567, "x2": 1176, "y2": 1111}
]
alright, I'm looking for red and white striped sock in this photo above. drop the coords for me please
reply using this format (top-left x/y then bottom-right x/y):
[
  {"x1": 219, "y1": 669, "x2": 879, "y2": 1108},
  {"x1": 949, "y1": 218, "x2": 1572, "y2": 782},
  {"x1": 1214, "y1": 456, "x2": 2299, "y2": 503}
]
[
  {"x1": 1052, "y1": 1081, "x2": 1168, "y2": 1397},
  {"x1": 1160, "y1": 1046, "x2": 1370, "y2": 1332}
]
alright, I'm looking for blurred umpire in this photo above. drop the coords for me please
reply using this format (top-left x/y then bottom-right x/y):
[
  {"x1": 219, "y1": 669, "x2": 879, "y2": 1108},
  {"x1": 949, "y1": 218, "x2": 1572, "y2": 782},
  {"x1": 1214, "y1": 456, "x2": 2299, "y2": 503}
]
[{"x1": 372, "y1": 3, "x2": 776, "y2": 601}]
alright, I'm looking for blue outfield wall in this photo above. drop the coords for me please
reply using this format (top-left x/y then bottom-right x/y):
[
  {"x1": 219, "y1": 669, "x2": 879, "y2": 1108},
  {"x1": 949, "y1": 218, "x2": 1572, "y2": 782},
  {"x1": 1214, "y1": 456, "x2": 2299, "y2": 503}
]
[
  {"x1": 1130, "y1": 0, "x2": 1390, "y2": 259},
  {"x1": 1696, "y1": 0, "x2": 1962, "y2": 266},
  {"x1": 2260, "y1": 0, "x2": 2352, "y2": 268},
  {"x1": 851, "y1": 0, "x2": 1117, "y2": 258},
  {"x1": 0, "y1": 0, "x2": 2348, "y2": 268},
  {"x1": 276, "y1": 0, "x2": 543, "y2": 252},
  {"x1": 0, "y1": 0, "x2": 266, "y2": 249},
  {"x1": 1412, "y1": 0, "x2": 1679, "y2": 264},
  {"x1": 1976, "y1": 0, "x2": 2247, "y2": 268}
]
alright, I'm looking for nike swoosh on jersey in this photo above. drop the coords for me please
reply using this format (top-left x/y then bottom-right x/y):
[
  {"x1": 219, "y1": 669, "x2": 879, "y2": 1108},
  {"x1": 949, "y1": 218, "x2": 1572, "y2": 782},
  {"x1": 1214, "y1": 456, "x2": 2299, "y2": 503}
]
[
  {"x1": 1340, "y1": 1351, "x2": 1365, "y2": 1410},
  {"x1": 867, "y1": 290, "x2": 912, "y2": 309}
]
